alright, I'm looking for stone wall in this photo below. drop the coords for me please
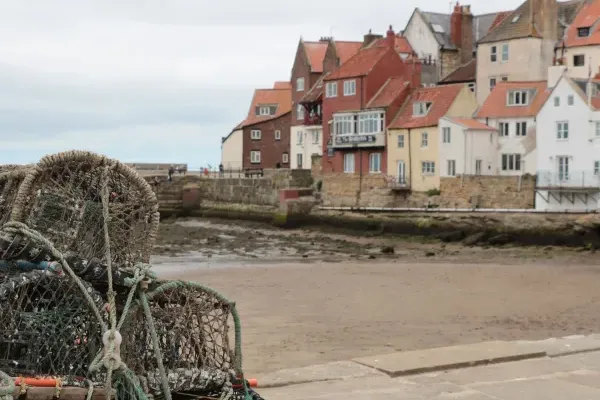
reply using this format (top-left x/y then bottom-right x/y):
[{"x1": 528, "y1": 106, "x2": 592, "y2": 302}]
[
  {"x1": 147, "y1": 169, "x2": 313, "y2": 215},
  {"x1": 317, "y1": 171, "x2": 536, "y2": 209},
  {"x1": 439, "y1": 175, "x2": 536, "y2": 209}
]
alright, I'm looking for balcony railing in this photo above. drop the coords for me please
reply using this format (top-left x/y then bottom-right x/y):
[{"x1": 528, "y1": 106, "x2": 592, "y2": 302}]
[
  {"x1": 536, "y1": 170, "x2": 600, "y2": 188},
  {"x1": 304, "y1": 114, "x2": 322, "y2": 126},
  {"x1": 384, "y1": 174, "x2": 410, "y2": 190}
]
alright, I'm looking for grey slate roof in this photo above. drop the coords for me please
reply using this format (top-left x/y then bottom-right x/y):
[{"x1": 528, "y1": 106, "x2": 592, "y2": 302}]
[{"x1": 420, "y1": 10, "x2": 501, "y2": 50}]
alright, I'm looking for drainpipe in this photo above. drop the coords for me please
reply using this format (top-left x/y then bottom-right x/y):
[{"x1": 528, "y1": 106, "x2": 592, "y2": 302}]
[{"x1": 408, "y1": 128, "x2": 413, "y2": 189}]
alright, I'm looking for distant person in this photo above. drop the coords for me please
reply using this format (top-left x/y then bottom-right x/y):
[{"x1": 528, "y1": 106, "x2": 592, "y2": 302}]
[
  {"x1": 168, "y1": 165, "x2": 175, "y2": 182},
  {"x1": 219, "y1": 163, "x2": 224, "y2": 177}
]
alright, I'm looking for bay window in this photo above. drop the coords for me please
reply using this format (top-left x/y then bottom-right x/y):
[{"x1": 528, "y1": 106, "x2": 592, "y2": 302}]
[{"x1": 358, "y1": 112, "x2": 384, "y2": 134}]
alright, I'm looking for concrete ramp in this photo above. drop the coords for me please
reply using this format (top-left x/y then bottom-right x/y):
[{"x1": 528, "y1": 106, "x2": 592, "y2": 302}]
[{"x1": 353, "y1": 340, "x2": 546, "y2": 377}]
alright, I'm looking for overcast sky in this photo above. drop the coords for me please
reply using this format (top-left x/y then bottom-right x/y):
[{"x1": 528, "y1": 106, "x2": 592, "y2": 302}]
[{"x1": 0, "y1": 0, "x2": 525, "y2": 169}]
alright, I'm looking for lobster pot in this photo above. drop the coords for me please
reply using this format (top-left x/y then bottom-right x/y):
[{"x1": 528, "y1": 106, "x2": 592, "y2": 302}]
[
  {"x1": 0, "y1": 168, "x2": 29, "y2": 227},
  {"x1": 0, "y1": 270, "x2": 105, "y2": 383},
  {"x1": 8, "y1": 151, "x2": 160, "y2": 271},
  {"x1": 120, "y1": 282, "x2": 238, "y2": 398}
]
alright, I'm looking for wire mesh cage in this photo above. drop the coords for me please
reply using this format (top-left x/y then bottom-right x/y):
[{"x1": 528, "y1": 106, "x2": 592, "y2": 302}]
[
  {"x1": 0, "y1": 168, "x2": 29, "y2": 227},
  {"x1": 120, "y1": 281, "x2": 240, "y2": 398},
  {"x1": 8, "y1": 151, "x2": 160, "y2": 271},
  {"x1": 0, "y1": 269, "x2": 105, "y2": 383}
]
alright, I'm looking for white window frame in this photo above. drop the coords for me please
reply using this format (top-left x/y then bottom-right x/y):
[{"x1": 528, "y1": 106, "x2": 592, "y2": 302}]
[
  {"x1": 507, "y1": 90, "x2": 529, "y2": 106},
  {"x1": 250, "y1": 130, "x2": 261, "y2": 140},
  {"x1": 554, "y1": 96, "x2": 560, "y2": 107},
  {"x1": 259, "y1": 106, "x2": 271, "y2": 116},
  {"x1": 515, "y1": 121, "x2": 527, "y2": 137},
  {"x1": 358, "y1": 111, "x2": 384, "y2": 134},
  {"x1": 397, "y1": 134, "x2": 404, "y2": 148},
  {"x1": 442, "y1": 127, "x2": 451, "y2": 143},
  {"x1": 556, "y1": 121, "x2": 569, "y2": 140},
  {"x1": 297, "y1": 153, "x2": 303, "y2": 168},
  {"x1": 421, "y1": 161, "x2": 435, "y2": 175},
  {"x1": 333, "y1": 114, "x2": 355, "y2": 135},
  {"x1": 312, "y1": 131, "x2": 320, "y2": 144},
  {"x1": 297, "y1": 103, "x2": 305, "y2": 120},
  {"x1": 557, "y1": 156, "x2": 569, "y2": 181},
  {"x1": 447, "y1": 160, "x2": 456, "y2": 176},
  {"x1": 594, "y1": 160, "x2": 600, "y2": 176},
  {"x1": 475, "y1": 159, "x2": 482, "y2": 175},
  {"x1": 296, "y1": 131, "x2": 303, "y2": 145},
  {"x1": 343, "y1": 153, "x2": 355, "y2": 173},
  {"x1": 499, "y1": 122, "x2": 509, "y2": 137},
  {"x1": 274, "y1": 130, "x2": 281, "y2": 140},
  {"x1": 413, "y1": 102, "x2": 432, "y2": 116},
  {"x1": 421, "y1": 132, "x2": 428, "y2": 147},
  {"x1": 489, "y1": 77, "x2": 497, "y2": 91},
  {"x1": 501, "y1": 43, "x2": 509, "y2": 62},
  {"x1": 282, "y1": 153, "x2": 289, "y2": 163},
  {"x1": 250, "y1": 151, "x2": 261, "y2": 164},
  {"x1": 296, "y1": 77, "x2": 305, "y2": 91},
  {"x1": 326, "y1": 82, "x2": 338, "y2": 98},
  {"x1": 596, "y1": 122, "x2": 600, "y2": 137},
  {"x1": 369, "y1": 153, "x2": 382, "y2": 173},
  {"x1": 343, "y1": 80, "x2": 356, "y2": 96},
  {"x1": 568, "y1": 95, "x2": 574, "y2": 105},
  {"x1": 490, "y1": 45, "x2": 497, "y2": 62},
  {"x1": 501, "y1": 153, "x2": 521, "y2": 171}
]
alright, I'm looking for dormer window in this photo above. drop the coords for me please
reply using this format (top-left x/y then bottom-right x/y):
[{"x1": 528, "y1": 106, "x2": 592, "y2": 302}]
[
  {"x1": 578, "y1": 27, "x2": 590, "y2": 37},
  {"x1": 259, "y1": 106, "x2": 271, "y2": 116},
  {"x1": 413, "y1": 102, "x2": 432, "y2": 116},
  {"x1": 507, "y1": 90, "x2": 531, "y2": 106}
]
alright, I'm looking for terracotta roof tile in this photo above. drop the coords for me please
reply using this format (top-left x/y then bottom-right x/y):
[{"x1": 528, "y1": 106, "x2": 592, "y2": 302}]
[
  {"x1": 562, "y1": 0, "x2": 600, "y2": 47},
  {"x1": 304, "y1": 41, "x2": 328, "y2": 73},
  {"x1": 488, "y1": 11, "x2": 511, "y2": 31},
  {"x1": 478, "y1": 0, "x2": 583, "y2": 44},
  {"x1": 474, "y1": 81, "x2": 550, "y2": 119},
  {"x1": 273, "y1": 81, "x2": 291, "y2": 89},
  {"x1": 440, "y1": 59, "x2": 476, "y2": 83},
  {"x1": 334, "y1": 41, "x2": 363, "y2": 64},
  {"x1": 372, "y1": 35, "x2": 414, "y2": 54},
  {"x1": 389, "y1": 84, "x2": 464, "y2": 129},
  {"x1": 324, "y1": 46, "x2": 392, "y2": 81},
  {"x1": 365, "y1": 77, "x2": 410, "y2": 109},
  {"x1": 240, "y1": 87, "x2": 291, "y2": 128},
  {"x1": 299, "y1": 75, "x2": 326, "y2": 103},
  {"x1": 447, "y1": 117, "x2": 497, "y2": 130}
]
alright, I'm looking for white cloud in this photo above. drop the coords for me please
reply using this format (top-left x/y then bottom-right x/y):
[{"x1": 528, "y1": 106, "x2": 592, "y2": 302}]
[{"x1": 0, "y1": 0, "x2": 527, "y2": 166}]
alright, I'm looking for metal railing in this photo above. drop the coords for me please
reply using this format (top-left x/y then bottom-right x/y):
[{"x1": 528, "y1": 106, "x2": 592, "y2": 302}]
[
  {"x1": 384, "y1": 174, "x2": 411, "y2": 189},
  {"x1": 536, "y1": 170, "x2": 600, "y2": 188}
]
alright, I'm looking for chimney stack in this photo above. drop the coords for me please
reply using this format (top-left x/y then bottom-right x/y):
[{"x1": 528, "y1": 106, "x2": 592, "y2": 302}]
[
  {"x1": 386, "y1": 25, "x2": 396, "y2": 49},
  {"x1": 451, "y1": 2, "x2": 462, "y2": 48},
  {"x1": 530, "y1": 0, "x2": 558, "y2": 40},
  {"x1": 460, "y1": 5, "x2": 474, "y2": 64},
  {"x1": 362, "y1": 29, "x2": 383, "y2": 48}
]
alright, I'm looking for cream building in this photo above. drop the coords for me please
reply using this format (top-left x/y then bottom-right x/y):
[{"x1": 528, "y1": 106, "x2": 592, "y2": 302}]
[
  {"x1": 387, "y1": 83, "x2": 478, "y2": 192},
  {"x1": 220, "y1": 126, "x2": 243, "y2": 169},
  {"x1": 475, "y1": 0, "x2": 582, "y2": 105},
  {"x1": 290, "y1": 126, "x2": 322, "y2": 169}
]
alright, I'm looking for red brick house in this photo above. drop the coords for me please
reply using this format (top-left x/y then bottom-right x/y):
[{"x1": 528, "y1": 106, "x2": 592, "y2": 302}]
[
  {"x1": 291, "y1": 38, "x2": 363, "y2": 169},
  {"x1": 320, "y1": 26, "x2": 422, "y2": 175},
  {"x1": 238, "y1": 83, "x2": 292, "y2": 169}
]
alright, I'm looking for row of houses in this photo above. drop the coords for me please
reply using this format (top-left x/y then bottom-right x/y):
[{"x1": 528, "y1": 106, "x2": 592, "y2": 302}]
[{"x1": 221, "y1": 0, "x2": 600, "y2": 211}]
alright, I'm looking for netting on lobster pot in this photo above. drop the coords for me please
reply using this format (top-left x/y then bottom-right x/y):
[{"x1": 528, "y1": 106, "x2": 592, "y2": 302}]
[
  {"x1": 120, "y1": 281, "x2": 245, "y2": 399},
  {"x1": 8, "y1": 151, "x2": 160, "y2": 271},
  {"x1": 0, "y1": 268, "x2": 106, "y2": 384},
  {"x1": 0, "y1": 168, "x2": 30, "y2": 227}
]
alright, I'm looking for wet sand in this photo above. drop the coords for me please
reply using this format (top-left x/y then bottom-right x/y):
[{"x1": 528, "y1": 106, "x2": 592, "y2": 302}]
[{"x1": 153, "y1": 218, "x2": 600, "y2": 375}]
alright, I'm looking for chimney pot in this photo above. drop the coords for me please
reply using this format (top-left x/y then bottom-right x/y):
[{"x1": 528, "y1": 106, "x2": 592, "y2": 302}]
[{"x1": 386, "y1": 25, "x2": 396, "y2": 49}]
